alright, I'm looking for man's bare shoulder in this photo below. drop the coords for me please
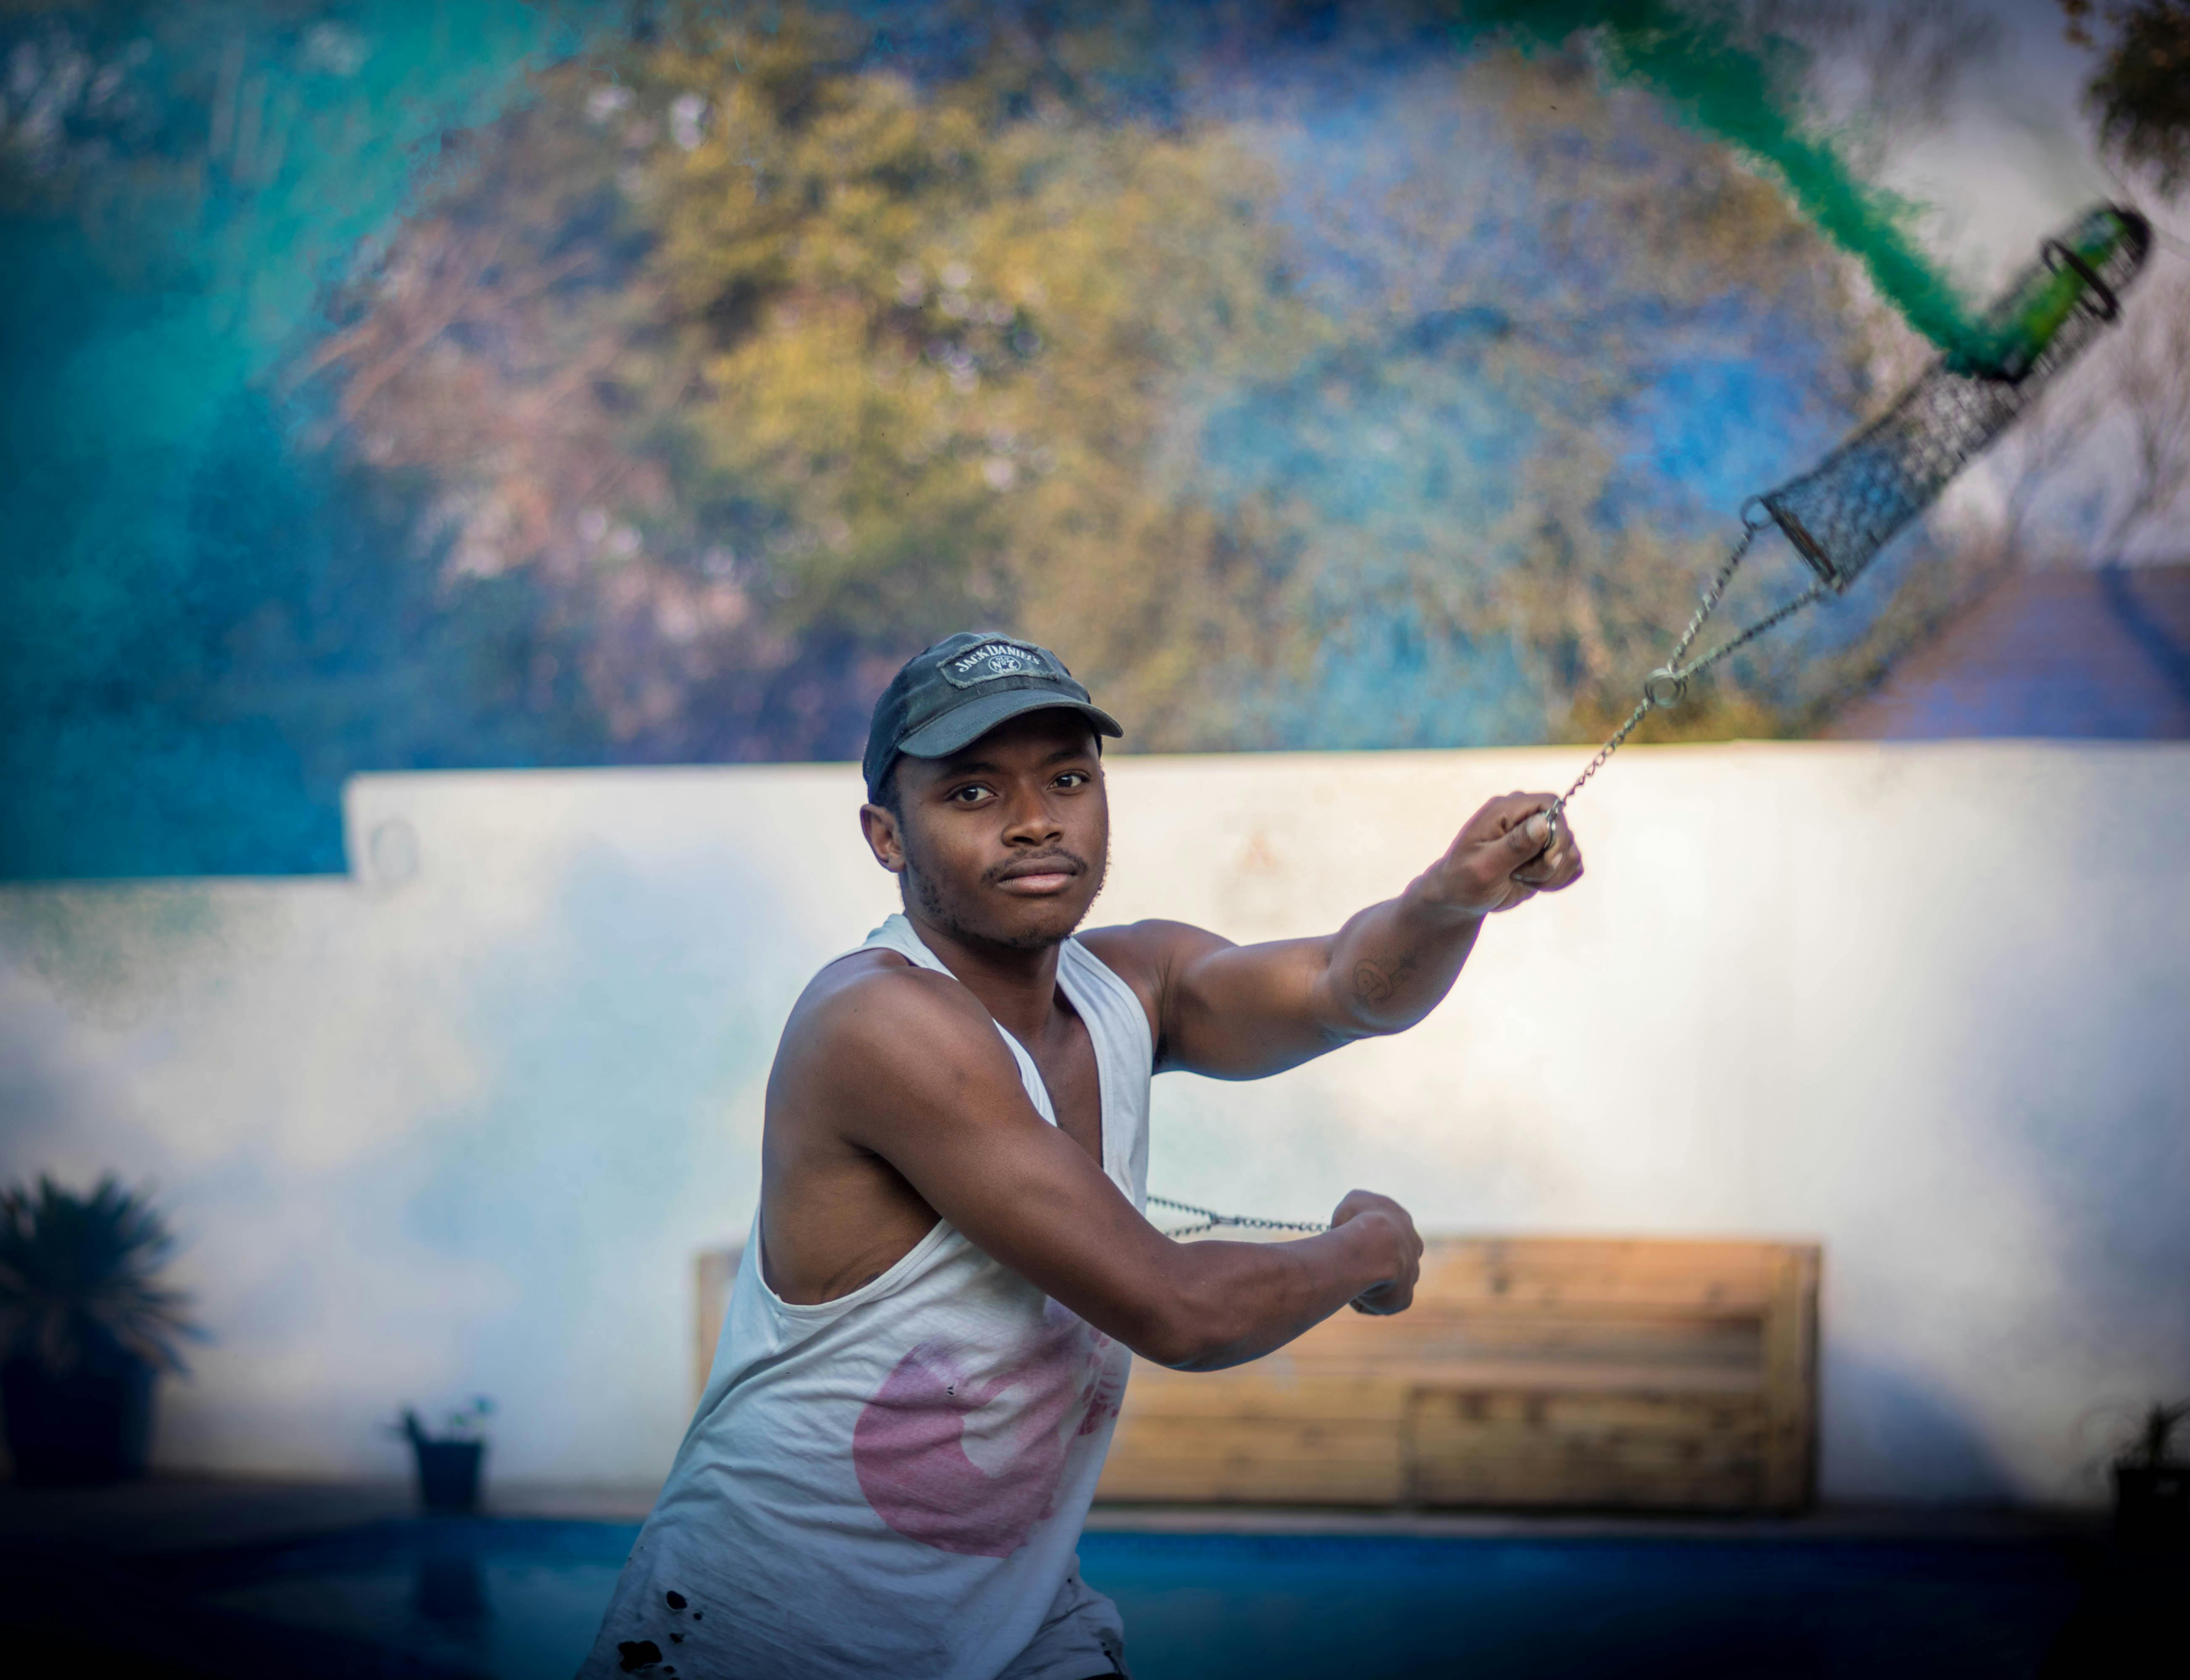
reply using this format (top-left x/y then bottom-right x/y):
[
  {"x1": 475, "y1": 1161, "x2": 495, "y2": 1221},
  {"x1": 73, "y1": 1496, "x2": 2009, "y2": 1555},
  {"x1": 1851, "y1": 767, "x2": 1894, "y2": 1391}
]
[
  {"x1": 777, "y1": 948, "x2": 1014, "y2": 1094},
  {"x1": 1074, "y1": 919, "x2": 1232, "y2": 1032}
]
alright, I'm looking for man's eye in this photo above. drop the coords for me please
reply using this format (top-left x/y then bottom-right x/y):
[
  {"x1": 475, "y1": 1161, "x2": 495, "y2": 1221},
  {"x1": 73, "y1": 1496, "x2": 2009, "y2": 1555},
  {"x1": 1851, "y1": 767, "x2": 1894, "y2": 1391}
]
[
  {"x1": 950, "y1": 785, "x2": 992, "y2": 805},
  {"x1": 1055, "y1": 771, "x2": 1089, "y2": 789}
]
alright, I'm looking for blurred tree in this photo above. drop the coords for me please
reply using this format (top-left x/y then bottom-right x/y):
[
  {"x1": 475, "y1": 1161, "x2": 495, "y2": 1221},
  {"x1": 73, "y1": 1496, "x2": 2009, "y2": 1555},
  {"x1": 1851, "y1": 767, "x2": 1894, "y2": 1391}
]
[
  {"x1": 320, "y1": 1, "x2": 1962, "y2": 760},
  {"x1": 2062, "y1": 0, "x2": 2190, "y2": 194}
]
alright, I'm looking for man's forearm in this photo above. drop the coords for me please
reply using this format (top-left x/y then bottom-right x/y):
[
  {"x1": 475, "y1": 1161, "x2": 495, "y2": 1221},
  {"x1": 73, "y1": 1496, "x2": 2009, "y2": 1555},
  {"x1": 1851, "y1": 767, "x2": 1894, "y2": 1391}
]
[
  {"x1": 1136, "y1": 791, "x2": 1571, "y2": 1079},
  {"x1": 1150, "y1": 1216, "x2": 1405, "y2": 1371},
  {"x1": 1318, "y1": 874, "x2": 1485, "y2": 1039}
]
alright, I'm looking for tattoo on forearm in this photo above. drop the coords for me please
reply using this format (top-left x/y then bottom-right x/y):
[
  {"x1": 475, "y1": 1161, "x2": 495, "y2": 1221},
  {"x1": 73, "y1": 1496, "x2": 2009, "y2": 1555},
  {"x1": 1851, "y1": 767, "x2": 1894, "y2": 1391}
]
[{"x1": 1351, "y1": 947, "x2": 1420, "y2": 1008}]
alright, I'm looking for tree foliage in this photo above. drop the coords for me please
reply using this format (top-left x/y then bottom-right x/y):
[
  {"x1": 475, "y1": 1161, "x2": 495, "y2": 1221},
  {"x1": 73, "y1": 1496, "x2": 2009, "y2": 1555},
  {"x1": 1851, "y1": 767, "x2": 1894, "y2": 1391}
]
[{"x1": 2064, "y1": 0, "x2": 2190, "y2": 194}]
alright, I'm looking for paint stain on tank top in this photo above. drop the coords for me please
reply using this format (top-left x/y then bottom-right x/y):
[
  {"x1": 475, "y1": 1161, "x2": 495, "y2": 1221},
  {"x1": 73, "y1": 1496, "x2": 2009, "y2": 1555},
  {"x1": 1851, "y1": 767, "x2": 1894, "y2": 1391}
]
[{"x1": 853, "y1": 1298, "x2": 1124, "y2": 1556}]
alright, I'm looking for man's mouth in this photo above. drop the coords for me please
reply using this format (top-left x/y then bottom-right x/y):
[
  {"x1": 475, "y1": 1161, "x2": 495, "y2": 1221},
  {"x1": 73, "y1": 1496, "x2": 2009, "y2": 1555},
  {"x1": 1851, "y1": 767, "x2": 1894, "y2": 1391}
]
[{"x1": 991, "y1": 854, "x2": 1084, "y2": 896}]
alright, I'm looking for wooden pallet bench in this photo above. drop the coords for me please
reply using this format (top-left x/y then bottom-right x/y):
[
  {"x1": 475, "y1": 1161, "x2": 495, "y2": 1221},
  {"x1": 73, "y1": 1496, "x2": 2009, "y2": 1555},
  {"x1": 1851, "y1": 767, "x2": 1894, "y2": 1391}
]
[{"x1": 1095, "y1": 1236, "x2": 1820, "y2": 1512}]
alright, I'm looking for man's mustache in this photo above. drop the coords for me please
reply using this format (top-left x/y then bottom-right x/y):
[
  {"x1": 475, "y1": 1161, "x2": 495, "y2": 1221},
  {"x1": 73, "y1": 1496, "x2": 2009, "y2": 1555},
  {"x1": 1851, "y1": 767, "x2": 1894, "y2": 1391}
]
[{"x1": 984, "y1": 850, "x2": 1089, "y2": 886}]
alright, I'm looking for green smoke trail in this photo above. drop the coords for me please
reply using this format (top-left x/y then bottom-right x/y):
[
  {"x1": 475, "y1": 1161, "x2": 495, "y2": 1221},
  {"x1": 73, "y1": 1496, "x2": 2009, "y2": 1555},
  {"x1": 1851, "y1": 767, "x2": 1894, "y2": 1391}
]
[{"x1": 1457, "y1": 0, "x2": 1989, "y2": 354}]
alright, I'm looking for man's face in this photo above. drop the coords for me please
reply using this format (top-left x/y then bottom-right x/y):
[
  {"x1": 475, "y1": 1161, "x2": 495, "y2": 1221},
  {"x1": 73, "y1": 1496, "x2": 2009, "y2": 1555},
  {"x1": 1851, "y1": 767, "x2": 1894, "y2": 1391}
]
[{"x1": 860, "y1": 709, "x2": 1109, "y2": 952}]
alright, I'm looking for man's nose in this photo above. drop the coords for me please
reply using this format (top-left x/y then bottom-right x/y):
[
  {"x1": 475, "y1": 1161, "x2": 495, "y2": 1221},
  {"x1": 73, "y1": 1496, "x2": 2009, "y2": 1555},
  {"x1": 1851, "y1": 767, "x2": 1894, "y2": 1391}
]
[{"x1": 1000, "y1": 782, "x2": 1063, "y2": 845}]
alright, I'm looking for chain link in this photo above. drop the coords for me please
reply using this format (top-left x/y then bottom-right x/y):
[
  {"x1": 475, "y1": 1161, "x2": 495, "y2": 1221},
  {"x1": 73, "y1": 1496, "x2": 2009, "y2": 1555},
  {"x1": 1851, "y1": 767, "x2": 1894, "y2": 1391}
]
[
  {"x1": 1145, "y1": 1194, "x2": 1328, "y2": 1239},
  {"x1": 1666, "y1": 517, "x2": 1762, "y2": 669},
  {"x1": 1546, "y1": 518, "x2": 1825, "y2": 835},
  {"x1": 1675, "y1": 582, "x2": 1828, "y2": 685},
  {"x1": 1545, "y1": 697, "x2": 1654, "y2": 831}
]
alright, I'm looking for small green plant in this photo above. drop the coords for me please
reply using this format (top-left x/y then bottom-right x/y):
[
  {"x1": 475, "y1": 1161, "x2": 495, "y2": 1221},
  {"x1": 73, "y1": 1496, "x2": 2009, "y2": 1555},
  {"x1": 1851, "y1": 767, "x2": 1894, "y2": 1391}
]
[
  {"x1": 2121, "y1": 1399, "x2": 2190, "y2": 1468},
  {"x1": 0, "y1": 1176, "x2": 200, "y2": 1375},
  {"x1": 397, "y1": 1395, "x2": 494, "y2": 1446}
]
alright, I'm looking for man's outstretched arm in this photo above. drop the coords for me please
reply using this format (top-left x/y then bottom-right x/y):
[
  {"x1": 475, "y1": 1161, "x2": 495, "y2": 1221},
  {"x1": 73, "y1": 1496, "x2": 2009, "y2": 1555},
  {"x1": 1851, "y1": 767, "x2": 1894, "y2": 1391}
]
[{"x1": 1084, "y1": 791, "x2": 1584, "y2": 1079}]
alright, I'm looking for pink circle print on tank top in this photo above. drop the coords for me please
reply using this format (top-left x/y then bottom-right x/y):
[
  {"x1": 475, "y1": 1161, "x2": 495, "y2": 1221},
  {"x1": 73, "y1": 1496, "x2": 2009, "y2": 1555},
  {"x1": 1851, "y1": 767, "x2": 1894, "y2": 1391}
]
[{"x1": 853, "y1": 1298, "x2": 1125, "y2": 1557}]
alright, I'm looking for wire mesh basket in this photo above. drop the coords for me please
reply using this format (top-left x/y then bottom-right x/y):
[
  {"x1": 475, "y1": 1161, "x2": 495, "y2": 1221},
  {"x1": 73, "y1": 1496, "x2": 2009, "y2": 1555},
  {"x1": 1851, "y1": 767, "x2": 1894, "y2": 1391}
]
[{"x1": 1762, "y1": 205, "x2": 2152, "y2": 592}]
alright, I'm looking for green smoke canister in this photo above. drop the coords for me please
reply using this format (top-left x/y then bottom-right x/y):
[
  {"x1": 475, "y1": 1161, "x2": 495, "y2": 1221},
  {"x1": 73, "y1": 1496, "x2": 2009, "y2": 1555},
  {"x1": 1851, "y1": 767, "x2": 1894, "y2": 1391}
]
[
  {"x1": 1763, "y1": 204, "x2": 2150, "y2": 593},
  {"x1": 1953, "y1": 206, "x2": 2143, "y2": 383}
]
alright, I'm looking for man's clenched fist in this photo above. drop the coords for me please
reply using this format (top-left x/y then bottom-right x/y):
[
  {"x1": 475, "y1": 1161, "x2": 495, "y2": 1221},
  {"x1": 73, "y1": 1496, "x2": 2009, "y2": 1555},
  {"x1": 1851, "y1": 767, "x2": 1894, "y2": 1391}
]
[
  {"x1": 1329, "y1": 1189, "x2": 1424, "y2": 1317},
  {"x1": 1425, "y1": 791, "x2": 1586, "y2": 917}
]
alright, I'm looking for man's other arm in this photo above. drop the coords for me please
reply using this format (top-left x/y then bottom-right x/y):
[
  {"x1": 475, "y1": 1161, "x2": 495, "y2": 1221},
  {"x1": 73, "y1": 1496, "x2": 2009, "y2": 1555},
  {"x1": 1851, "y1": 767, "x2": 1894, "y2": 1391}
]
[{"x1": 793, "y1": 968, "x2": 1422, "y2": 1370}]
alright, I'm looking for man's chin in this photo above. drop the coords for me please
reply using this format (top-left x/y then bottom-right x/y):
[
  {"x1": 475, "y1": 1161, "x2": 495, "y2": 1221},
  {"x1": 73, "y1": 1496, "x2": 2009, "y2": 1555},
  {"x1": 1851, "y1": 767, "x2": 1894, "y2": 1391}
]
[
  {"x1": 920, "y1": 885, "x2": 1096, "y2": 952},
  {"x1": 982, "y1": 890, "x2": 1093, "y2": 950}
]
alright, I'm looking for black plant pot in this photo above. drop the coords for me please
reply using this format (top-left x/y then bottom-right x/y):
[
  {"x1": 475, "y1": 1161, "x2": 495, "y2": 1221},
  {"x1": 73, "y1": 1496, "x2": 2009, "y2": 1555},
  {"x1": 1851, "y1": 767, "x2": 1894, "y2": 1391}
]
[
  {"x1": 1, "y1": 1351, "x2": 156, "y2": 1487},
  {"x1": 412, "y1": 1438, "x2": 485, "y2": 1513},
  {"x1": 2114, "y1": 1461, "x2": 2190, "y2": 1547}
]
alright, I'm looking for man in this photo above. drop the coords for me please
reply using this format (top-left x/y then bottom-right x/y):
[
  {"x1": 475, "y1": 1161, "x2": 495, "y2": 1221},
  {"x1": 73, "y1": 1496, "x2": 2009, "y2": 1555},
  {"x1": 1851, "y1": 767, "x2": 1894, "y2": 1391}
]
[{"x1": 580, "y1": 632, "x2": 1583, "y2": 1680}]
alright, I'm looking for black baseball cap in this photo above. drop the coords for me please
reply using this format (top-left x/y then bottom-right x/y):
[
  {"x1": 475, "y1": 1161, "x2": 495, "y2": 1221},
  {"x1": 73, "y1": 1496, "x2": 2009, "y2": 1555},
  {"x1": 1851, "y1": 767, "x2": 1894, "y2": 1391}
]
[{"x1": 863, "y1": 631, "x2": 1123, "y2": 801}]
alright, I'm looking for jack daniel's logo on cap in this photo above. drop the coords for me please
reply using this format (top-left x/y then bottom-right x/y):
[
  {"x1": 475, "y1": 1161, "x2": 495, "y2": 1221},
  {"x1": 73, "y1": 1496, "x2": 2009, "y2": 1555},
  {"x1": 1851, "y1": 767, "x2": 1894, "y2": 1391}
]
[{"x1": 939, "y1": 639, "x2": 1055, "y2": 688}]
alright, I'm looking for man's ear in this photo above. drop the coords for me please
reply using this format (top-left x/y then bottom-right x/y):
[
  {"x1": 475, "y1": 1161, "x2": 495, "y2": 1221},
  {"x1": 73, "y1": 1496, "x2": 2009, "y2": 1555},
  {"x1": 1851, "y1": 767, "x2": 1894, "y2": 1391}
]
[{"x1": 859, "y1": 803, "x2": 907, "y2": 874}]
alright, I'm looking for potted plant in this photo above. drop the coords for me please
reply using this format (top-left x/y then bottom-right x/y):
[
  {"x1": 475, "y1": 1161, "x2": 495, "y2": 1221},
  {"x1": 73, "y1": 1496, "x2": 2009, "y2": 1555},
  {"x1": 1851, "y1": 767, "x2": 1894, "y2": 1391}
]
[
  {"x1": 0, "y1": 1176, "x2": 199, "y2": 1487},
  {"x1": 2113, "y1": 1399, "x2": 2190, "y2": 1547},
  {"x1": 396, "y1": 1396, "x2": 494, "y2": 1513}
]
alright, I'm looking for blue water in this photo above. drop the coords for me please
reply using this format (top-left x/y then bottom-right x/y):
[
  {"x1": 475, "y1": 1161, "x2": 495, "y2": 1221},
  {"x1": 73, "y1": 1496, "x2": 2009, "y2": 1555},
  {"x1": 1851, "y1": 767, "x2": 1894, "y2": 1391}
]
[{"x1": 167, "y1": 1517, "x2": 2088, "y2": 1679}]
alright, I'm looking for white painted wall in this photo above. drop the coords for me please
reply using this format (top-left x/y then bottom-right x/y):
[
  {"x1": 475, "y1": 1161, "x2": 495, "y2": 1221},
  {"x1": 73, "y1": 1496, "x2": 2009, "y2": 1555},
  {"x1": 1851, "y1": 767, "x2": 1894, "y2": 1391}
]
[{"x1": 3, "y1": 742, "x2": 2186, "y2": 1504}]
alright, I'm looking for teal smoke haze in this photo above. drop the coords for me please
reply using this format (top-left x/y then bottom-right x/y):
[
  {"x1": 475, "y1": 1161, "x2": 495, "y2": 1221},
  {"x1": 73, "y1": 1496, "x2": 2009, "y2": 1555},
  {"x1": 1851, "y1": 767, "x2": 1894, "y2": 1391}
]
[{"x1": 1, "y1": 1, "x2": 612, "y2": 877}]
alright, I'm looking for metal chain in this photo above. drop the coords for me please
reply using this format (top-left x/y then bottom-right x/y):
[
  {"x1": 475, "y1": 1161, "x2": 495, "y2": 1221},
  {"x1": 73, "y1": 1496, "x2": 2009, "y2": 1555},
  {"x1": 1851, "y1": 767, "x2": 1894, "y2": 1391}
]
[
  {"x1": 1676, "y1": 581, "x2": 1828, "y2": 685},
  {"x1": 1146, "y1": 1194, "x2": 1328, "y2": 1239},
  {"x1": 1667, "y1": 516, "x2": 1764, "y2": 668},
  {"x1": 1547, "y1": 512, "x2": 1824, "y2": 835},
  {"x1": 1545, "y1": 696, "x2": 1653, "y2": 831}
]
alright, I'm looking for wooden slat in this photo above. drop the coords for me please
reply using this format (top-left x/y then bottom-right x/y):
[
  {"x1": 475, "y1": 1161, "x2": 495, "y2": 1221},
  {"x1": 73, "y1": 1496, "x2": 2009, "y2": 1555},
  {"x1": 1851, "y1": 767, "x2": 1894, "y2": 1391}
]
[
  {"x1": 1410, "y1": 1460, "x2": 1763, "y2": 1510},
  {"x1": 1108, "y1": 1415, "x2": 1401, "y2": 1465},
  {"x1": 1098, "y1": 1414, "x2": 1403, "y2": 1504},
  {"x1": 1130, "y1": 1359, "x2": 1764, "y2": 1404},
  {"x1": 1406, "y1": 1386, "x2": 1768, "y2": 1509},
  {"x1": 1407, "y1": 1388, "x2": 1768, "y2": 1438},
  {"x1": 1410, "y1": 1244, "x2": 1787, "y2": 1305},
  {"x1": 1284, "y1": 1312, "x2": 1765, "y2": 1367},
  {"x1": 1110, "y1": 1370, "x2": 1412, "y2": 1421},
  {"x1": 1386, "y1": 1308, "x2": 1767, "y2": 1347}
]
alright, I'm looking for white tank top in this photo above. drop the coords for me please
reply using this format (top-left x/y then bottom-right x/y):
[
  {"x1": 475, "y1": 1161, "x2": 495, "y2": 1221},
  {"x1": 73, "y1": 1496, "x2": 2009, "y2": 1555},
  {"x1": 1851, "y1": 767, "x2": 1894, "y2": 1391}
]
[{"x1": 578, "y1": 914, "x2": 1154, "y2": 1680}]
